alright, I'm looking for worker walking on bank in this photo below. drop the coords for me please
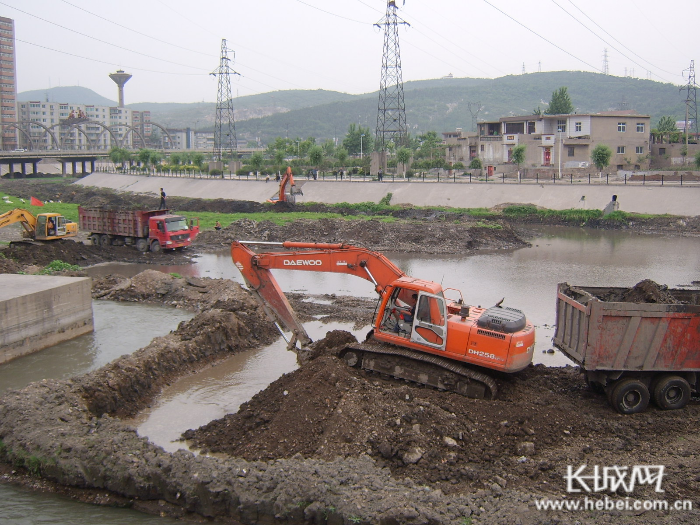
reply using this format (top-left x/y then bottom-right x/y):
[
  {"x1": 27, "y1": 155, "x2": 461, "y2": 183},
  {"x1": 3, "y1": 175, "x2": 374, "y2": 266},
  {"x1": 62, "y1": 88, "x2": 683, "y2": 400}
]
[{"x1": 159, "y1": 188, "x2": 167, "y2": 210}]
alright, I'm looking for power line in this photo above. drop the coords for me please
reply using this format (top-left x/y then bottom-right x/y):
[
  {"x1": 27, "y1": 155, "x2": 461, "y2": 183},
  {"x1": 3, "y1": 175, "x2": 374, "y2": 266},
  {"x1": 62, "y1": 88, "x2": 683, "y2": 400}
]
[
  {"x1": 553, "y1": 0, "x2": 676, "y2": 82},
  {"x1": 59, "y1": 0, "x2": 212, "y2": 57},
  {"x1": 0, "y1": 2, "x2": 210, "y2": 72},
  {"x1": 15, "y1": 38, "x2": 209, "y2": 76},
  {"x1": 296, "y1": 0, "x2": 367, "y2": 24},
  {"x1": 482, "y1": 0, "x2": 599, "y2": 73}
]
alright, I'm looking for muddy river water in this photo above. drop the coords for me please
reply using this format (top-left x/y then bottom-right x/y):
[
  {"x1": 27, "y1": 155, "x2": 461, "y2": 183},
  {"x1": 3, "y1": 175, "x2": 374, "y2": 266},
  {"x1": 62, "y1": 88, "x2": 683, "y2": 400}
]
[{"x1": 1, "y1": 226, "x2": 699, "y2": 523}]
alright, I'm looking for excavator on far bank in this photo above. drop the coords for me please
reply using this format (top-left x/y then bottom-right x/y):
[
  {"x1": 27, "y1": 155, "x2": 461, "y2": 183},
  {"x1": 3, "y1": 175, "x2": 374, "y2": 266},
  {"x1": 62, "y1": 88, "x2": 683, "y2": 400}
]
[
  {"x1": 0, "y1": 208, "x2": 78, "y2": 241},
  {"x1": 231, "y1": 240, "x2": 535, "y2": 399},
  {"x1": 267, "y1": 166, "x2": 302, "y2": 204}
]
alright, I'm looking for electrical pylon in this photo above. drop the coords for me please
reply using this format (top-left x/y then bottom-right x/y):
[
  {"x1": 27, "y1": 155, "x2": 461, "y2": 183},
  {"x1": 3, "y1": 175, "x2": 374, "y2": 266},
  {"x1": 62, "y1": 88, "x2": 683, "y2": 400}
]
[
  {"x1": 681, "y1": 60, "x2": 698, "y2": 139},
  {"x1": 211, "y1": 39, "x2": 239, "y2": 161},
  {"x1": 375, "y1": 1, "x2": 409, "y2": 152}
]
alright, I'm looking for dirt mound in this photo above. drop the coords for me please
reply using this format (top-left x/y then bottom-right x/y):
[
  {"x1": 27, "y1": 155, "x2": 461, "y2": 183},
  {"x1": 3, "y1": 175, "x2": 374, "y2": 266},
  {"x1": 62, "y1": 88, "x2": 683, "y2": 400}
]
[
  {"x1": 611, "y1": 279, "x2": 680, "y2": 304},
  {"x1": 197, "y1": 217, "x2": 528, "y2": 254},
  {"x1": 184, "y1": 330, "x2": 700, "y2": 502}
]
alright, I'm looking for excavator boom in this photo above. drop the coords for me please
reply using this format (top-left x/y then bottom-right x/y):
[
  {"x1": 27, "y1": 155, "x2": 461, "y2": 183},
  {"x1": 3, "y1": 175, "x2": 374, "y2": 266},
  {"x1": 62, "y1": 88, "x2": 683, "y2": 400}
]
[
  {"x1": 0, "y1": 208, "x2": 38, "y2": 236},
  {"x1": 231, "y1": 240, "x2": 406, "y2": 346}
]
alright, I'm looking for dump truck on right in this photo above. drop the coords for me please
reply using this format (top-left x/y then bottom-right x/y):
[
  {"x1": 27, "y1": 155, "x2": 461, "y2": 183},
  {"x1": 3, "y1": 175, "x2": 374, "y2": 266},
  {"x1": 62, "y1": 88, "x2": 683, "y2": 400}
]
[{"x1": 553, "y1": 281, "x2": 700, "y2": 414}]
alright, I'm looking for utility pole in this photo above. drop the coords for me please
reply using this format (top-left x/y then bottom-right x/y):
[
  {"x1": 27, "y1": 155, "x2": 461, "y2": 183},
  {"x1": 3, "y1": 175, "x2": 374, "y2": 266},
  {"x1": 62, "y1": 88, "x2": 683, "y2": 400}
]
[
  {"x1": 210, "y1": 39, "x2": 240, "y2": 162},
  {"x1": 681, "y1": 60, "x2": 698, "y2": 148},
  {"x1": 468, "y1": 101, "x2": 483, "y2": 133},
  {"x1": 375, "y1": 0, "x2": 409, "y2": 152},
  {"x1": 602, "y1": 48, "x2": 609, "y2": 75}
]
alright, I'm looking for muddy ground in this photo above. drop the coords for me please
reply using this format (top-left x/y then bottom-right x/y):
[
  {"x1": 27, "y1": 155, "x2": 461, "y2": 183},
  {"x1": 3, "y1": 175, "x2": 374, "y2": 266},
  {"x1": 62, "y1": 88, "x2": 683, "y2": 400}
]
[{"x1": 1, "y1": 178, "x2": 700, "y2": 524}]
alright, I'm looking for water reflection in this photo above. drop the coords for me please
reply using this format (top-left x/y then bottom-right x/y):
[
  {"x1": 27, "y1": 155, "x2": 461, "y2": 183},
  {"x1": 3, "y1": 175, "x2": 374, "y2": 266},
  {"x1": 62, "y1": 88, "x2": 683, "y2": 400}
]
[
  {"x1": 0, "y1": 301, "x2": 193, "y2": 393},
  {"x1": 132, "y1": 320, "x2": 366, "y2": 452}
]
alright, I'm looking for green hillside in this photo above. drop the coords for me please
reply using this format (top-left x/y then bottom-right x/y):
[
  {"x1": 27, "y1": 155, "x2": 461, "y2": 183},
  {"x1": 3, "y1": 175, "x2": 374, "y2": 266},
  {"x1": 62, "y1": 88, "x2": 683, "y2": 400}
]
[
  {"x1": 236, "y1": 71, "x2": 687, "y2": 143},
  {"x1": 19, "y1": 72, "x2": 689, "y2": 144}
]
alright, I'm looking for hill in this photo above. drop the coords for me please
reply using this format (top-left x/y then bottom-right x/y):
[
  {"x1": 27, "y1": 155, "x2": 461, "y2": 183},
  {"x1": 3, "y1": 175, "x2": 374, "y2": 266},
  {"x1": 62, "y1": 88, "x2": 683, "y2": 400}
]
[
  {"x1": 17, "y1": 86, "x2": 116, "y2": 106},
  {"x1": 18, "y1": 72, "x2": 689, "y2": 144},
  {"x1": 235, "y1": 71, "x2": 687, "y2": 143}
]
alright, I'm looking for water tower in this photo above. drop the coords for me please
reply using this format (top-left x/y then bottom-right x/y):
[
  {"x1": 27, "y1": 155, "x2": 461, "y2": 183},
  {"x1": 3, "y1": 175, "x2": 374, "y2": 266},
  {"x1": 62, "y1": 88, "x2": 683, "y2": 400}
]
[{"x1": 109, "y1": 69, "x2": 132, "y2": 107}]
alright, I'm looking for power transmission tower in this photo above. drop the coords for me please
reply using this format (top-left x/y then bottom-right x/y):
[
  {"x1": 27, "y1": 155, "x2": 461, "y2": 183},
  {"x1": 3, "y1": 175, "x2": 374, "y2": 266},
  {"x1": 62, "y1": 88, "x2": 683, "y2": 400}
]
[
  {"x1": 602, "y1": 48, "x2": 609, "y2": 75},
  {"x1": 468, "y1": 101, "x2": 483, "y2": 132},
  {"x1": 522, "y1": 62, "x2": 526, "y2": 75},
  {"x1": 681, "y1": 60, "x2": 698, "y2": 142},
  {"x1": 375, "y1": 0, "x2": 409, "y2": 152},
  {"x1": 211, "y1": 39, "x2": 240, "y2": 162}
]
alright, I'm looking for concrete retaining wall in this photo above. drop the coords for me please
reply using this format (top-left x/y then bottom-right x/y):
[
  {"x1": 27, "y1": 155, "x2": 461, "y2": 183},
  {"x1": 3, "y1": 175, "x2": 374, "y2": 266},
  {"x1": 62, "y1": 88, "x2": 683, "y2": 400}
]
[
  {"x1": 75, "y1": 173, "x2": 700, "y2": 217},
  {"x1": 0, "y1": 275, "x2": 94, "y2": 364}
]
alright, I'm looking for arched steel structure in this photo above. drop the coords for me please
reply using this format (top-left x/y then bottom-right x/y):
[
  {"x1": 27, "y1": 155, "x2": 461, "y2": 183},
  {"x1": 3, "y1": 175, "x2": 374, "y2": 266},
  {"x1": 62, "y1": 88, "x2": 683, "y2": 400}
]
[
  {"x1": 112, "y1": 123, "x2": 146, "y2": 149},
  {"x1": 60, "y1": 124, "x2": 95, "y2": 150},
  {"x1": 147, "y1": 122, "x2": 174, "y2": 150},
  {"x1": 12, "y1": 119, "x2": 173, "y2": 151},
  {"x1": 14, "y1": 120, "x2": 61, "y2": 149},
  {"x1": 75, "y1": 121, "x2": 121, "y2": 150},
  {"x1": 1, "y1": 123, "x2": 36, "y2": 149}
]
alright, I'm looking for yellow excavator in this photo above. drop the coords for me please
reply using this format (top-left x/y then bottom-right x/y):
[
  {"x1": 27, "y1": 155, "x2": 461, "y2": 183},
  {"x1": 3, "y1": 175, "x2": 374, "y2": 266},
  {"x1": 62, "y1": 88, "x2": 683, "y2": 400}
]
[{"x1": 0, "y1": 208, "x2": 78, "y2": 241}]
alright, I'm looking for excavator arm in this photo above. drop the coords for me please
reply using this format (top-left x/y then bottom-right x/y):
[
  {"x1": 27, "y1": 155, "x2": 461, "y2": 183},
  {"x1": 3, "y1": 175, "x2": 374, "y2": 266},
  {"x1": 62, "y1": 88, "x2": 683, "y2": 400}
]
[
  {"x1": 0, "y1": 208, "x2": 38, "y2": 237},
  {"x1": 231, "y1": 240, "x2": 406, "y2": 348}
]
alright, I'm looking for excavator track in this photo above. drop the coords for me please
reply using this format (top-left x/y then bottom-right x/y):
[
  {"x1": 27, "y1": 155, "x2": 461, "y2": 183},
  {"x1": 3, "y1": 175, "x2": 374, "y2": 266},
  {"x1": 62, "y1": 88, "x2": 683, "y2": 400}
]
[{"x1": 338, "y1": 340, "x2": 498, "y2": 400}]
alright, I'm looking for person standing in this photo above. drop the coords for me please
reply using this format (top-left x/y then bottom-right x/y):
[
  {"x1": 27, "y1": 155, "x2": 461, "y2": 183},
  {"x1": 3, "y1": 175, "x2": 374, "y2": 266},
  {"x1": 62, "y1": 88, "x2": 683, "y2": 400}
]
[{"x1": 159, "y1": 188, "x2": 167, "y2": 210}]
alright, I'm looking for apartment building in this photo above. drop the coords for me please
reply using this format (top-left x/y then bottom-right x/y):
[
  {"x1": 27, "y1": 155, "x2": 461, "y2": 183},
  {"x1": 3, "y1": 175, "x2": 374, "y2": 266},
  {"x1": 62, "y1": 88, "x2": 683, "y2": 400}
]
[
  {"x1": 445, "y1": 111, "x2": 651, "y2": 171},
  {"x1": 17, "y1": 101, "x2": 151, "y2": 150},
  {"x1": 0, "y1": 16, "x2": 17, "y2": 150}
]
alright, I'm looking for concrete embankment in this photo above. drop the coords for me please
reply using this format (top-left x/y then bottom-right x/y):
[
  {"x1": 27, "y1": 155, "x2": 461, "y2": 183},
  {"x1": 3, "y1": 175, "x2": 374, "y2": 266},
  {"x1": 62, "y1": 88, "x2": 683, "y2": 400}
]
[
  {"x1": 0, "y1": 275, "x2": 93, "y2": 364},
  {"x1": 75, "y1": 172, "x2": 700, "y2": 216}
]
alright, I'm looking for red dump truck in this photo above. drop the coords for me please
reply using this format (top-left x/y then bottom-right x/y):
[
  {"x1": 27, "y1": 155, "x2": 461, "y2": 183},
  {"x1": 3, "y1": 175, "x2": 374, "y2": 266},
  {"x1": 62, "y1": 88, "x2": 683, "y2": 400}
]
[
  {"x1": 553, "y1": 282, "x2": 700, "y2": 414},
  {"x1": 78, "y1": 207, "x2": 199, "y2": 253}
]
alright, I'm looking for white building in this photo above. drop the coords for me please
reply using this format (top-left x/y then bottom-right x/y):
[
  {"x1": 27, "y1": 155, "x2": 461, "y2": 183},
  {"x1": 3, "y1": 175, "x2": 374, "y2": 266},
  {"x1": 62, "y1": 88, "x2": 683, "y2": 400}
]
[{"x1": 17, "y1": 101, "x2": 151, "y2": 150}]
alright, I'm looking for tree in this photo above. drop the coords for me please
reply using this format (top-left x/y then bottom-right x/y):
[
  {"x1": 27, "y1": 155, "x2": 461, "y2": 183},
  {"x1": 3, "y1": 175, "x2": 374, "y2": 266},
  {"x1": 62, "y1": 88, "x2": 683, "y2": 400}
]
[
  {"x1": 396, "y1": 147, "x2": 411, "y2": 177},
  {"x1": 335, "y1": 147, "x2": 348, "y2": 167},
  {"x1": 544, "y1": 87, "x2": 574, "y2": 115},
  {"x1": 511, "y1": 144, "x2": 526, "y2": 171},
  {"x1": 591, "y1": 144, "x2": 612, "y2": 175},
  {"x1": 654, "y1": 116, "x2": 677, "y2": 144},
  {"x1": 192, "y1": 152, "x2": 204, "y2": 168},
  {"x1": 308, "y1": 145, "x2": 323, "y2": 168},
  {"x1": 694, "y1": 150, "x2": 700, "y2": 168},
  {"x1": 342, "y1": 123, "x2": 373, "y2": 155},
  {"x1": 109, "y1": 147, "x2": 130, "y2": 169},
  {"x1": 169, "y1": 152, "x2": 183, "y2": 166},
  {"x1": 274, "y1": 149, "x2": 285, "y2": 170},
  {"x1": 249, "y1": 152, "x2": 264, "y2": 173},
  {"x1": 469, "y1": 158, "x2": 482, "y2": 170}
]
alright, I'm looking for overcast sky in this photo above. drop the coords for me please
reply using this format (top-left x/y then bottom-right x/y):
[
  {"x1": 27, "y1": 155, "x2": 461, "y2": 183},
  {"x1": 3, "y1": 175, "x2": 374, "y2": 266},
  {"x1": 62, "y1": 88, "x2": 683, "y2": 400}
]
[{"x1": 6, "y1": 0, "x2": 697, "y2": 104}]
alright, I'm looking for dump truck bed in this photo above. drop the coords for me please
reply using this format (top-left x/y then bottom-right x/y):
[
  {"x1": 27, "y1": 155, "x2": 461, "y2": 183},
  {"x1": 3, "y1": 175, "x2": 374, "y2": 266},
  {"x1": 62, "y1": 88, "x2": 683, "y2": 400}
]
[
  {"x1": 553, "y1": 283, "x2": 700, "y2": 372},
  {"x1": 78, "y1": 207, "x2": 168, "y2": 239}
]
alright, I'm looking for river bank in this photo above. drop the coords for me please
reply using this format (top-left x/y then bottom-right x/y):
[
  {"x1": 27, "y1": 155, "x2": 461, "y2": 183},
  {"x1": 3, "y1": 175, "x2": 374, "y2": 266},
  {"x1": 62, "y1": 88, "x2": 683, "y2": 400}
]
[{"x1": 1, "y1": 178, "x2": 700, "y2": 524}]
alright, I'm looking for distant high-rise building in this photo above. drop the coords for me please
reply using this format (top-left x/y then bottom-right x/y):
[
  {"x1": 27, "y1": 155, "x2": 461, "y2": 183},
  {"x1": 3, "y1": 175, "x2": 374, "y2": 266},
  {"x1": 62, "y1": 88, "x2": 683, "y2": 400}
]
[{"x1": 0, "y1": 16, "x2": 18, "y2": 150}]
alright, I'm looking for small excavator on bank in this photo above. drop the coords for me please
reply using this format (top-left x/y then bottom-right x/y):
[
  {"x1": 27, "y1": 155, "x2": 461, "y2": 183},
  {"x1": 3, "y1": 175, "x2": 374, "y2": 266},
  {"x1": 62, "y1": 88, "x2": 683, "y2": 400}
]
[
  {"x1": 231, "y1": 240, "x2": 535, "y2": 399},
  {"x1": 267, "y1": 166, "x2": 302, "y2": 204}
]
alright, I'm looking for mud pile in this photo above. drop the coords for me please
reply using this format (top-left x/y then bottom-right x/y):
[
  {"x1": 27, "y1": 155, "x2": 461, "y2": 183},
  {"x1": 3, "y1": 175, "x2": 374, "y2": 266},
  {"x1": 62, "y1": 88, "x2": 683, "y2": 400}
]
[
  {"x1": 602, "y1": 279, "x2": 681, "y2": 304},
  {"x1": 197, "y1": 217, "x2": 527, "y2": 255},
  {"x1": 183, "y1": 330, "x2": 700, "y2": 508}
]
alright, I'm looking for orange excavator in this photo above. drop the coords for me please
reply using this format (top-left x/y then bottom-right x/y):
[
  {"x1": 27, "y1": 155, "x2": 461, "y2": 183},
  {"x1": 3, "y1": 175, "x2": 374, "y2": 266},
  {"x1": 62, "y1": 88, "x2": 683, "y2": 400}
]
[
  {"x1": 231, "y1": 240, "x2": 535, "y2": 399},
  {"x1": 267, "y1": 166, "x2": 301, "y2": 204}
]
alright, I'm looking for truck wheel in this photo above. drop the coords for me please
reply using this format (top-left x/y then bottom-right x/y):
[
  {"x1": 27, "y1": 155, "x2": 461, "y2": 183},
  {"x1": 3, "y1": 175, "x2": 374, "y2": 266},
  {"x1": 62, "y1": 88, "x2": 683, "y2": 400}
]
[
  {"x1": 100, "y1": 234, "x2": 111, "y2": 247},
  {"x1": 150, "y1": 240, "x2": 162, "y2": 253},
  {"x1": 652, "y1": 375, "x2": 690, "y2": 410},
  {"x1": 90, "y1": 234, "x2": 100, "y2": 246},
  {"x1": 610, "y1": 378, "x2": 649, "y2": 414},
  {"x1": 135, "y1": 239, "x2": 148, "y2": 252}
]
